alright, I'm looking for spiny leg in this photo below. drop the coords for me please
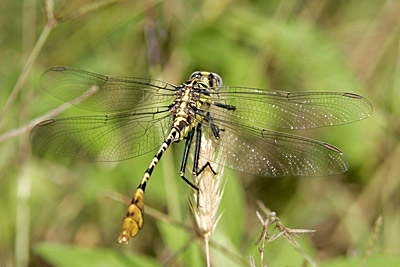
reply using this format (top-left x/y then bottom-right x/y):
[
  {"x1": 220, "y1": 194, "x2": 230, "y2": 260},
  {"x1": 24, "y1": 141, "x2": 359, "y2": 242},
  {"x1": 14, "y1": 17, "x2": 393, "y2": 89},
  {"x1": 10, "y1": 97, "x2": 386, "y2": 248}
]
[
  {"x1": 195, "y1": 162, "x2": 217, "y2": 176},
  {"x1": 214, "y1": 102, "x2": 236, "y2": 111},
  {"x1": 191, "y1": 122, "x2": 217, "y2": 207},
  {"x1": 192, "y1": 103, "x2": 235, "y2": 176},
  {"x1": 193, "y1": 116, "x2": 218, "y2": 177},
  {"x1": 179, "y1": 128, "x2": 199, "y2": 191},
  {"x1": 118, "y1": 128, "x2": 179, "y2": 244}
]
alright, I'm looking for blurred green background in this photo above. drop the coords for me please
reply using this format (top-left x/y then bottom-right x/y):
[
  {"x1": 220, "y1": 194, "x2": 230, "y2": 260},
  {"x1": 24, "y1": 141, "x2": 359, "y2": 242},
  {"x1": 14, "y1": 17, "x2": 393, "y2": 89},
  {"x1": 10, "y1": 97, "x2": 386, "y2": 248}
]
[{"x1": 0, "y1": 0, "x2": 399, "y2": 266}]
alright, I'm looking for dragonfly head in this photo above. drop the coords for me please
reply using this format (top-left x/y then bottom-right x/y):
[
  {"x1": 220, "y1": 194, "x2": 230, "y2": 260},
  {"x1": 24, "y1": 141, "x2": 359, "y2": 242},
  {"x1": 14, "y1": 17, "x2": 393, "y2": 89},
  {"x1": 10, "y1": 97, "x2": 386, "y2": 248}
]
[{"x1": 189, "y1": 71, "x2": 223, "y2": 90}]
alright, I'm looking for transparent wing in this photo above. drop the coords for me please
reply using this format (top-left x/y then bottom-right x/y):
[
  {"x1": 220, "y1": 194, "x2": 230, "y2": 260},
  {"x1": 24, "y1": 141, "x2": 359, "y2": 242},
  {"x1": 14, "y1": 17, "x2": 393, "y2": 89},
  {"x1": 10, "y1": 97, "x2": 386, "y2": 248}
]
[
  {"x1": 30, "y1": 108, "x2": 171, "y2": 161},
  {"x1": 209, "y1": 87, "x2": 372, "y2": 129},
  {"x1": 40, "y1": 67, "x2": 177, "y2": 112},
  {"x1": 196, "y1": 117, "x2": 349, "y2": 177}
]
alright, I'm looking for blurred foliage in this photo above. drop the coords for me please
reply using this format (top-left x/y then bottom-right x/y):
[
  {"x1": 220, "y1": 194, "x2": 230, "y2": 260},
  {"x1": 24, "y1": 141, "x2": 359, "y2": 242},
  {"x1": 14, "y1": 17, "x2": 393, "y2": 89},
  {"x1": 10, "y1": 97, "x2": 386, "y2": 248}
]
[
  {"x1": 0, "y1": 0, "x2": 399, "y2": 266},
  {"x1": 35, "y1": 243, "x2": 159, "y2": 267}
]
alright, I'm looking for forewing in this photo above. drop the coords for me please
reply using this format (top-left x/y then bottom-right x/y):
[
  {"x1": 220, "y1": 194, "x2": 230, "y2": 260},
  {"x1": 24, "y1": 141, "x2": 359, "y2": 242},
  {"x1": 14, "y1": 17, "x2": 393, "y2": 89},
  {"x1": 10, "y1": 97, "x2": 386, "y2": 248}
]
[
  {"x1": 30, "y1": 109, "x2": 171, "y2": 161},
  {"x1": 210, "y1": 87, "x2": 372, "y2": 129},
  {"x1": 40, "y1": 67, "x2": 177, "y2": 112},
  {"x1": 198, "y1": 119, "x2": 349, "y2": 177}
]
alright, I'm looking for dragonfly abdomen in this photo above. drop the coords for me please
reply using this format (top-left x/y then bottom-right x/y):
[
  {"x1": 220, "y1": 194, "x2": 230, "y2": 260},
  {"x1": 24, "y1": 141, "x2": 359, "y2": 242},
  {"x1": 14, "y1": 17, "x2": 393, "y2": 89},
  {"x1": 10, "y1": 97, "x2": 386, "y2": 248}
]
[{"x1": 118, "y1": 126, "x2": 179, "y2": 243}]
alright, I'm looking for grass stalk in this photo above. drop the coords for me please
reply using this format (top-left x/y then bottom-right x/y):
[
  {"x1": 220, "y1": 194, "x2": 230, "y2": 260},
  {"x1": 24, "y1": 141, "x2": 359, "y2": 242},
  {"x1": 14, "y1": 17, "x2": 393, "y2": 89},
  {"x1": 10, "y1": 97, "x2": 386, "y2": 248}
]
[
  {"x1": 361, "y1": 215, "x2": 383, "y2": 267},
  {"x1": 0, "y1": 0, "x2": 123, "y2": 129},
  {"x1": 0, "y1": 20, "x2": 54, "y2": 129}
]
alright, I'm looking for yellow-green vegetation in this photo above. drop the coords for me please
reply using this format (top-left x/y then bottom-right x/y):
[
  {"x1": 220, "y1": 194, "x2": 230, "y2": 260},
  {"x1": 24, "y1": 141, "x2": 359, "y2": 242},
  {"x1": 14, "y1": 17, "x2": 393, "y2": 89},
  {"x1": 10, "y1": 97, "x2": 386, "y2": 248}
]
[{"x1": 0, "y1": 0, "x2": 399, "y2": 266}]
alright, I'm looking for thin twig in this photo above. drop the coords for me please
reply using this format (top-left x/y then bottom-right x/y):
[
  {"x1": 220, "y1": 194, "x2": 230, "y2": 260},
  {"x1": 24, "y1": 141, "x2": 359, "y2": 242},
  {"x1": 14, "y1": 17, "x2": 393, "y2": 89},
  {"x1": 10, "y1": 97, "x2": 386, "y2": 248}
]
[
  {"x1": 0, "y1": 102, "x2": 71, "y2": 143},
  {"x1": 208, "y1": 239, "x2": 248, "y2": 265},
  {"x1": 253, "y1": 201, "x2": 318, "y2": 267},
  {"x1": 161, "y1": 236, "x2": 196, "y2": 267},
  {"x1": 102, "y1": 190, "x2": 195, "y2": 233},
  {"x1": 0, "y1": 0, "x2": 124, "y2": 130},
  {"x1": 360, "y1": 215, "x2": 383, "y2": 267},
  {"x1": 57, "y1": 0, "x2": 123, "y2": 22},
  {"x1": 0, "y1": 15, "x2": 55, "y2": 129},
  {"x1": 0, "y1": 85, "x2": 100, "y2": 143},
  {"x1": 14, "y1": 143, "x2": 32, "y2": 267}
]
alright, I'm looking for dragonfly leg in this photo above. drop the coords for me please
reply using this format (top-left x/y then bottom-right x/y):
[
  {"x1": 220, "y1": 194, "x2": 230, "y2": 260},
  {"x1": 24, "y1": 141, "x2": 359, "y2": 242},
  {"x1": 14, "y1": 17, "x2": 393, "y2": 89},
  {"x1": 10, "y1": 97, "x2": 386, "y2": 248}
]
[
  {"x1": 192, "y1": 123, "x2": 201, "y2": 173},
  {"x1": 118, "y1": 128, "x2": 179, "y2": 244},
  {"x1": 208, "y1": 112, "x2": 220, "y2": 139},
  {"x1": 214, "y1": 102, "x2": 236, "y2": 110},
  {"x1": 179, "y1": 127, "x2": 199, "y2": 191},
  {"x1": 192, "y1": 122, "x2": 218, "y2": 177},
  {"x1": 195, "y1": 162, "x2": 217, "y2": 176}
]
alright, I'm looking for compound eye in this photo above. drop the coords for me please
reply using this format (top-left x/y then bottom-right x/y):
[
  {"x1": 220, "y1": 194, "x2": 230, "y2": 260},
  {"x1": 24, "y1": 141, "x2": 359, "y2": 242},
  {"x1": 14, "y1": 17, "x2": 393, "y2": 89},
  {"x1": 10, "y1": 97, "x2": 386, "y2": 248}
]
[
  {"x1": 189, "y1": 71, "x2": 201, "y2": 80},
  {"x1": 211, "y1": 72, "x2": 223, "y2": 89}
]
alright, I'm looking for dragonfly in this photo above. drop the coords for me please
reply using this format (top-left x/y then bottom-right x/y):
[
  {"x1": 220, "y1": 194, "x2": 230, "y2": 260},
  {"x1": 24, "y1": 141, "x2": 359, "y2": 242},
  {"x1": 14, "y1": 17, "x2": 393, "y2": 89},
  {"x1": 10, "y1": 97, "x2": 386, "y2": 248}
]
[{"x1": 30, "y1": 67, "x2": 372, "y2": 244}]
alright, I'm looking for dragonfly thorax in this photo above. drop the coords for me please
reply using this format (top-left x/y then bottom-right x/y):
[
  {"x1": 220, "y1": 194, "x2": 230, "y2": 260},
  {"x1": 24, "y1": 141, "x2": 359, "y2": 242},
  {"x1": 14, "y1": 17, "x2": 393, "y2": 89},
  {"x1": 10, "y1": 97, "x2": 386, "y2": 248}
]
[{"x1": 169, "y1": 73, "x2": 218, "y2": 142}]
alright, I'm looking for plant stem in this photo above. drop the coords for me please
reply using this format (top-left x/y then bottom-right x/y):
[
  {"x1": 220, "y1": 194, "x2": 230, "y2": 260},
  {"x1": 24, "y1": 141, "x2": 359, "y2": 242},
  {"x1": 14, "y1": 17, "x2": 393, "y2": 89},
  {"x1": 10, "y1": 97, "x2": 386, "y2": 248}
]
[
  {"x1": 205, "y1": 237, "x2": 210, "y2": 267},
  {"x1": 0, "y1": 23, "x2": 54, "y2": 129}
]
